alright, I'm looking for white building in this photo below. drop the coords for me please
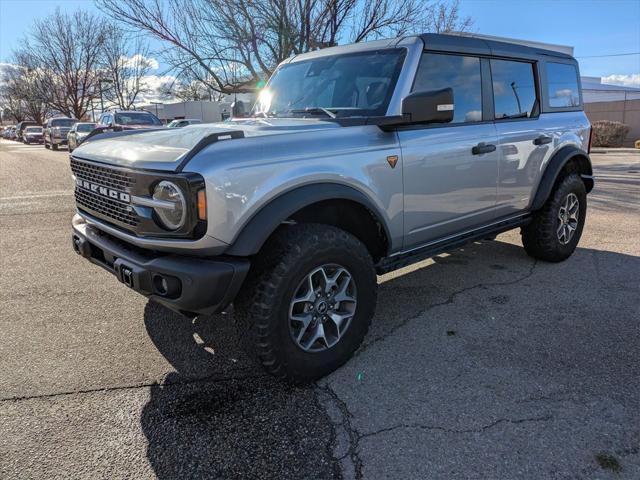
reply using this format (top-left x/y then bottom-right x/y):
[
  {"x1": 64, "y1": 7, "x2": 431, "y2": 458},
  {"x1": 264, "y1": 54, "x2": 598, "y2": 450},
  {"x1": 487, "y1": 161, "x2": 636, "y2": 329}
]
[{"x1": 139, "y1": 93, "x2": 256, "y2": 124}]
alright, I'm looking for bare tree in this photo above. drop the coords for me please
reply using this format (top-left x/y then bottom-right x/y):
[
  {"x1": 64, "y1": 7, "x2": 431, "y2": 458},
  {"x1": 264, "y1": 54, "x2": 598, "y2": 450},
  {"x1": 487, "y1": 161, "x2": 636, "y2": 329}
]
[
  {"x1": 14, "y1": 9, "x2": 106, "y2": 119},
  {"x1": 101, "y1": 24, "x2": 155, "y2": 109},
  {"x1": 421, "y1": 0, "x2": 473, "y2": 34},
  {"x1": 98, "y1": 0, "x2": 472, "y2": 94},
  {"x1": 0, "y1": 63, "x2": 51, "y2": 123}
]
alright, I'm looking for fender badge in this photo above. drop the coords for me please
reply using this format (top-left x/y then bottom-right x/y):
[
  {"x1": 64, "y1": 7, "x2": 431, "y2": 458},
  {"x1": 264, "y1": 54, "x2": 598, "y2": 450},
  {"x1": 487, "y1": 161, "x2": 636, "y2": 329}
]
[{"x1": 386, "y1": 155, "x2": 398, "y2": 168}]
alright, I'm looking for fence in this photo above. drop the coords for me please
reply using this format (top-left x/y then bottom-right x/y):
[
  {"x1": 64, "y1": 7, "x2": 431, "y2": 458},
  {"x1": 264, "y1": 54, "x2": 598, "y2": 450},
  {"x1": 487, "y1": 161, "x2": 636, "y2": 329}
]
[{"x1": 583, "y1": 90, "x2": 640, "y2": 147}]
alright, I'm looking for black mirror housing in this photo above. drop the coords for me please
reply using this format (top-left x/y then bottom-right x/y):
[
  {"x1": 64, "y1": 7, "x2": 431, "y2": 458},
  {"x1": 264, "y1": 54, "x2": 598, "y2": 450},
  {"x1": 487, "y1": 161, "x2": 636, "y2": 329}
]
[{"x1": 402, "y1": 88, "x2": 454, "y2": 124}]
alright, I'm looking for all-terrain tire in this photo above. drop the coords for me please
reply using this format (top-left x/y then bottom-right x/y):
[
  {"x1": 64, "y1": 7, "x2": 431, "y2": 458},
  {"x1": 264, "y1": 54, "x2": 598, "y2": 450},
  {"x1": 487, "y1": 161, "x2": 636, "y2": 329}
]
[
  {"x1": 234, "y1": 224, "x2": 377, "y2": 383},
  {"x1": 522, "y1": 173, "x2": 587, "y2": 262}
]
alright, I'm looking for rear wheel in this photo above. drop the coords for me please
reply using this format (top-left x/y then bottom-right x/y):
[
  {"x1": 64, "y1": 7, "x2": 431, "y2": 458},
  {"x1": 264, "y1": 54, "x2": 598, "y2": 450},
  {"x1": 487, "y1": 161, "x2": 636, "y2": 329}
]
[
  {"x1": 51, "y1": 143, "x2": 58, "y2": 151},
  {"x1": 235, "y1": 224, "x2": 377, "y2": 383},
  {"x1": 522, "y1": 173, "x2": 586, "y2": 262},
  {"x1": 44, "y1": 141, "x2": 50, "y2": 149}
]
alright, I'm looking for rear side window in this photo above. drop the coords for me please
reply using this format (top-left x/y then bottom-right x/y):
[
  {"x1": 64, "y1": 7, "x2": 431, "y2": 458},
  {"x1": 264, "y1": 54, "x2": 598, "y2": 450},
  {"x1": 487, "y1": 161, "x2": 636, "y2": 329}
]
[
  {"x1": 490, "y1": 59, "x2": 537, "y2": 119},
  {"x1": 412, "y1": 53, "x2": 482, "y2": 124},
  {"x1": 546, "y1": 62, "x2": 580, "y2": 108}
]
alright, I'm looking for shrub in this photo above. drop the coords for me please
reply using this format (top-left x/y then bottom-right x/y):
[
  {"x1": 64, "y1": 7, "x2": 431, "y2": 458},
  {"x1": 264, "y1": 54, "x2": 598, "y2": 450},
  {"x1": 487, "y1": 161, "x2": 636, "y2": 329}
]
[{"x1": 591, "y1": 120, "x2": 630, "y2": 148}]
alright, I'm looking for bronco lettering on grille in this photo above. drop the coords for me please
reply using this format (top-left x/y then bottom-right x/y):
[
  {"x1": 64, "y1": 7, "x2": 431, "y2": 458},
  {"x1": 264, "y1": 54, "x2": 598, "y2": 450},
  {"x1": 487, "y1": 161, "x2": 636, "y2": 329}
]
[{"x1": 76, "y1": 178, "x2": 131, "y2": 203}]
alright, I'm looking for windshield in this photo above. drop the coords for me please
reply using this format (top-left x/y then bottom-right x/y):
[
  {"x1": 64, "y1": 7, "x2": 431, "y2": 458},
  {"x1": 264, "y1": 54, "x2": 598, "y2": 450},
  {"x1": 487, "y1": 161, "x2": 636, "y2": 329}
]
[
  {"x1": 77, "y1": 123, "x2": 96, "y2": 132},
  {"x1": 51, "y1": 119, "x2": 76, "y2": 127},
  {"x1": 115, "y1": 112, "x2": 162, "y2": 126},
  {"x1": 253, "y1": 49, "x2": 406, "y2": 119},
  {"x1": 25, "y1": 127, "x2": 42, "y2": 132}
]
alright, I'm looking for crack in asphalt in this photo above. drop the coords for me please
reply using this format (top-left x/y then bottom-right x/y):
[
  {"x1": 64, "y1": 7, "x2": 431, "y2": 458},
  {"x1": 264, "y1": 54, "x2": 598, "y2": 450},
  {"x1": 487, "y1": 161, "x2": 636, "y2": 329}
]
[
  {"x1": 316, "y1": 383, "x2": 364, "y2": 480},
  {"x1": 357, "y1": 415, "x2": 554, "y2": 440},
  {"x1": 358, "y1": 258, "x2": 538, "y2": 356},
  {"x1": 318, "y1": 380, "x2": 553, "y2": 479},
  {"x1": 0, "y1": 371, "x2": 266, "y2": 403}
]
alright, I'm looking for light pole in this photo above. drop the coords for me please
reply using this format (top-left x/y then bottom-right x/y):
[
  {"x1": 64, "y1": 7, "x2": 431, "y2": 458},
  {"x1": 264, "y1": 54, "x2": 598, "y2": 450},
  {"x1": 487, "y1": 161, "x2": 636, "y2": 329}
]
[
  {"x1": 150, "y1": 102, "x2": 162, "y2": 122},
  {"x1": 510, "y1": 81, "x2": 522, "y2": 114}
]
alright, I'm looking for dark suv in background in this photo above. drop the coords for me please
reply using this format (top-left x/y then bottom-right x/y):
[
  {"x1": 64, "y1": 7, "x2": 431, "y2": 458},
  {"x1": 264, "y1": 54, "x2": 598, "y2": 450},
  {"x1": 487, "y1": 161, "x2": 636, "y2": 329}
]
[{"x1": 44, "y1": 117, "x2": 77, "y2": 150}]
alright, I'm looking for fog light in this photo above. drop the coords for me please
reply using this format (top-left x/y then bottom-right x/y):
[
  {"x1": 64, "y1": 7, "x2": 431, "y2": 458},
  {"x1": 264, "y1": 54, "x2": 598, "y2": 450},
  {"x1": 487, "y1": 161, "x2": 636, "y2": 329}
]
[{"x1": 152, "y1": 274, "x2": 181, "y2": 298}]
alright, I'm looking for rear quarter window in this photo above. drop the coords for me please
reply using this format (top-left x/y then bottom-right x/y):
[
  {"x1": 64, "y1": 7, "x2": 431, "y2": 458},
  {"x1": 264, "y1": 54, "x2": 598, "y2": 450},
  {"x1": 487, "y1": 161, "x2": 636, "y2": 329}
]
[{"x1": 546, "y1": 62, "x2": 581, "y2": 108}]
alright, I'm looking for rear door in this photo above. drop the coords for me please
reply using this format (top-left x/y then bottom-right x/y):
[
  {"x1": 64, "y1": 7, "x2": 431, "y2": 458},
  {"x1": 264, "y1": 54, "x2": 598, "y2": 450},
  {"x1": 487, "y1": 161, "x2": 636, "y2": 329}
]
[
  {"x1": 398, "y1": 51, "x2": 499, "y2": 249},
  {"x1": 491, "y1": 58, "x2": 551, "y2": 215}
]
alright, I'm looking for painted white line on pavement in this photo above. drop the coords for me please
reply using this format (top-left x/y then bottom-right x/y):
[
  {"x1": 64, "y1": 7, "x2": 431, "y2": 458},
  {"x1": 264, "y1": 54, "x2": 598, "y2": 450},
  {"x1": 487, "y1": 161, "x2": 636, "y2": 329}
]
[{"x1": 0, "y1": 191, "x2": 73, "y2": 201}]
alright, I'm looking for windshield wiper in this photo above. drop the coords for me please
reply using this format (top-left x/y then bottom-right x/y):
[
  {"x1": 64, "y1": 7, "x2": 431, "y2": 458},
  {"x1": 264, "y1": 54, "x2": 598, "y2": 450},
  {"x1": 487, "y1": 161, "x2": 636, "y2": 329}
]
[{"x1": 288, "y1": 107, "x2": 337, "y2": 119}]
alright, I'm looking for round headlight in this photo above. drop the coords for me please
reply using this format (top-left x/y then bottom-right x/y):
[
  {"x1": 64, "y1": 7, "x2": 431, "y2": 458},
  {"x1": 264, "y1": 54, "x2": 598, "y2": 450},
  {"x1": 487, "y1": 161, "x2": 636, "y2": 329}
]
[{"x1": 152, "y1": 181, "x2": 186, "y2": 230}]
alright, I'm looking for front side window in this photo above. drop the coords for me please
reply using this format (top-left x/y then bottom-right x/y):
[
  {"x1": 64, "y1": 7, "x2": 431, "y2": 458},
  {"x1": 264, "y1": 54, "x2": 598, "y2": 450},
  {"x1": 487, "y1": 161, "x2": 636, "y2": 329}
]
[
  {"x1": 546, "y1": 62, "x2": 580, "y2": 108},
  {"x1": 254, "y1": 49, "x2": 406, "y2": 118},
  {"x1": 491, "y1": 59, "x2": 537, "y2": 119},
  {"x1": 412, "y1": 53, "x2": 483, "y2": 124}
]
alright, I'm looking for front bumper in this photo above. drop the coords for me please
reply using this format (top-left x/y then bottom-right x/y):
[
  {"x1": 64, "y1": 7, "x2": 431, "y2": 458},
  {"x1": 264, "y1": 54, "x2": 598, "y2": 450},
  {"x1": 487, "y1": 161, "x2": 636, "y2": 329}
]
[
  {"x1": 51, "y1": 137, "x2": 68, "y2": 145},
  {"x1": 71, "y1": 216, "x2": 250, "y2": 316}
]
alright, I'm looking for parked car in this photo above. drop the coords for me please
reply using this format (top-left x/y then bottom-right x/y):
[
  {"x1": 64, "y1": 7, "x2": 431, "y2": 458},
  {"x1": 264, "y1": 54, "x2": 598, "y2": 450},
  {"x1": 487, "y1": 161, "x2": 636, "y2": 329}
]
[
  {"x1": 67, "y1": 122, "x2": 97, "y2": 152},
  {"x1": 70, "y1": 33, "x2": 593, "y2": 383},
  {"x1": 167, "y1": 118, "x2": 202, "y2": 128},
  {"x1": 1, "y1": 126, "x2": 13, "y2": 139},
  {"x1": 22, "y1": 126, "x2": 44, "y2": 144},
  {"x1": 97, "y1": 110, "x2": 163, "y2": 130},
  {"x1": 44, "y1": 117, "x2": 77, "y2": 150},
  {"x1": 15, "y1": 121, "x2": 38, "y2": 142},
  {"x1": 7, "y1": 126, "x2": 18, "y2": 140}
]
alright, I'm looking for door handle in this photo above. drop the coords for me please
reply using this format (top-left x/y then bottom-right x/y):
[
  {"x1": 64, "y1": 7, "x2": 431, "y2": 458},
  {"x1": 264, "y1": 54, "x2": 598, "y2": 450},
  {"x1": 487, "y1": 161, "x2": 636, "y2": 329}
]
[
  {"x1": 472, "y1": 142, "x2": 496, "y2": 155},
  {"x1": 534, "y1": 135, "x2": 552, "y2": 145}
]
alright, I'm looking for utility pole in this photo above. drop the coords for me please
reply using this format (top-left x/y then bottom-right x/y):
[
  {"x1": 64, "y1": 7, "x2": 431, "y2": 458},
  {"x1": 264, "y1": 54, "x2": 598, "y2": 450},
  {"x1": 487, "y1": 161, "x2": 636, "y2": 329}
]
[{"x1": 510, "y1": 82, "x2": 522, "y2": 114}]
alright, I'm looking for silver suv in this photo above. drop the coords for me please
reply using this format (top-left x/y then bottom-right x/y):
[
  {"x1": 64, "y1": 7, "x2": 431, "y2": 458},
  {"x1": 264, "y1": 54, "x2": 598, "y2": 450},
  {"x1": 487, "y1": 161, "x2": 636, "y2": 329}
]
[{"x1": 70, "y1": 34, "x2": 593, "y2": 382}]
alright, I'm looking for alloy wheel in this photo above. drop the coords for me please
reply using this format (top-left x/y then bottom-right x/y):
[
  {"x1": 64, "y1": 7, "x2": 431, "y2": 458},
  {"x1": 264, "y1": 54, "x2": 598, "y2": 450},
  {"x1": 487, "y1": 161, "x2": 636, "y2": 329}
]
[
  {"x1": 557, "y1": 192, "x2": 579, "y2": 245},
  {"x1": 288, "y1": 264, "x2": 357, "y2": 352}
]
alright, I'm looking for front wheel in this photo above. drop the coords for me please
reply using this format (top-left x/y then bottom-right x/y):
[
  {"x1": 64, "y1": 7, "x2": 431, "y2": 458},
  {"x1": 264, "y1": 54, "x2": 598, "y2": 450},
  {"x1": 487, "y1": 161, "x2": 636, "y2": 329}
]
[
  {"x1": 51, "y1": 143, "x2": 58, "y2": 151},
  {"x1": 522, "y1": 173, "x2": 587, "y2": 262},
  {"x1": 235, "y1": 224, "x2": 377, "y2": 383}
]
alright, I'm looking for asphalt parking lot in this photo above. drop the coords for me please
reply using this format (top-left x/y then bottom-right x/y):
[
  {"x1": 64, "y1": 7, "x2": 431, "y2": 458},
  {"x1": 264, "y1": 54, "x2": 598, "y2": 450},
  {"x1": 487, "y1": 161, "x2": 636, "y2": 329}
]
[{"x1": 0, "y1": 139, "x2": 638, "y2": 479}]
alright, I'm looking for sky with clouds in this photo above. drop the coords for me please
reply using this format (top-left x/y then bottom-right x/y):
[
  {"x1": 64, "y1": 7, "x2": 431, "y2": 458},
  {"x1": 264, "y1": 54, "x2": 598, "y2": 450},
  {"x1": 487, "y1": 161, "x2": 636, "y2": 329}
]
[{"x1": 0, "y1": 0, "x2": 638, "y2": 96}]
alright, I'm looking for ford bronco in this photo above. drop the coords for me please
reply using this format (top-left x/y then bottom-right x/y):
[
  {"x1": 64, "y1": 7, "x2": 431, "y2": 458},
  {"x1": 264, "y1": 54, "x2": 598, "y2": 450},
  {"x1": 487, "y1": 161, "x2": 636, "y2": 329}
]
[{"x1": 70, "y1": 34, "x2": 593, "y2": 383}]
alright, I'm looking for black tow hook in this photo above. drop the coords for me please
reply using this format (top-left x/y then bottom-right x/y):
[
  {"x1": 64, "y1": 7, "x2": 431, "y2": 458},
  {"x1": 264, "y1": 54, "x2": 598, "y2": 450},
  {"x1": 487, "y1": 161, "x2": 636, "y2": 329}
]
[
  {"x1": 121, "y1": 266, "x2": 134, "y2": 288},
  {"x1": 71, "y1": 234, "x2": 91, "y2": 258}
]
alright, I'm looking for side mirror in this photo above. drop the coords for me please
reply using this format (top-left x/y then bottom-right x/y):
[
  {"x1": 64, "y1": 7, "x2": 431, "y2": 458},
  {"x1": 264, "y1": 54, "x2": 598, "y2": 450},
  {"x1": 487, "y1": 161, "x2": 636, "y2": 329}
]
[{"x1": 402, "y1": 88, "x2": 454, "y2": 124}]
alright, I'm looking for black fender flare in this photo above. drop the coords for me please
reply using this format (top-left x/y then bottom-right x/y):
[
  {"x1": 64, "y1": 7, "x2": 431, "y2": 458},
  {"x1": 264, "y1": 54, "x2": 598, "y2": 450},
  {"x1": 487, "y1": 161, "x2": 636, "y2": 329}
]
[
  {"x1": 530, "y1": 146, "x2": 593, "y2": 211},
  {"x1": 225, "y1": 183, "x2": 392, "y2": 257}
]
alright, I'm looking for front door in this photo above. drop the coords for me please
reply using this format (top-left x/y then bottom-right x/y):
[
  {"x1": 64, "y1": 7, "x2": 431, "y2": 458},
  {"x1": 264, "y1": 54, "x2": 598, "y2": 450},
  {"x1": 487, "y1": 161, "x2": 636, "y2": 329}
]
[{"x1": 399, "y1": 52, "x2": 498, "y2": 249}]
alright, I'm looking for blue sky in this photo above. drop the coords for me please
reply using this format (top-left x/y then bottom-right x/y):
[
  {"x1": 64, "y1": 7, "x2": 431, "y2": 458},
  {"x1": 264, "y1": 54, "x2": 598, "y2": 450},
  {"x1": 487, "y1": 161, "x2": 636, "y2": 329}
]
[{"x1": 1, "y1": 0, "x2": 639, "y2": 82}]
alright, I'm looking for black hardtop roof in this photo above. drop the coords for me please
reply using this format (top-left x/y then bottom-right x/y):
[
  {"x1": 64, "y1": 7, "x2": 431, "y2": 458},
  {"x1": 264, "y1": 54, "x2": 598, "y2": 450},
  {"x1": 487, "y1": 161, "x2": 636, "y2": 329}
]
[{"x1": 419, "y1": 33, "x2": 575, "y2": 61}]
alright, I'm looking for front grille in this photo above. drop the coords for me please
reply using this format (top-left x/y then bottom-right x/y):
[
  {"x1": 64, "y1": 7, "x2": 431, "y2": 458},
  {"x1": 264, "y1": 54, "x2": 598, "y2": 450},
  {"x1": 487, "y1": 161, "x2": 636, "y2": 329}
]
[
  {"x1": 74, "y1": 188, "x2": 138, "y2": 226},
  {"x1": 71, "y1": 158, "x2": 139, "y2": 229},
  {"x1": 71, "y1": 158, "x2": 136, "y2": 190}
]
